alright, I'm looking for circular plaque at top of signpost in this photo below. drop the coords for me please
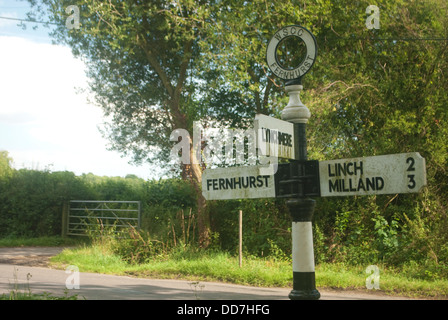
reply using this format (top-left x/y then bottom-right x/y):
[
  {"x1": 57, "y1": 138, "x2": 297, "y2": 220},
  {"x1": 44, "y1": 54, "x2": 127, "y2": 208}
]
[{"x1": 266, "y1": 25, "x2": 317, "y2": 82}]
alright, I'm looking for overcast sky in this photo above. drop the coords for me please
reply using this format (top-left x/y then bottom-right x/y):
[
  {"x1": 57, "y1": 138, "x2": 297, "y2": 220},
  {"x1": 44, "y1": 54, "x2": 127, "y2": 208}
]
[{"x1": 0, "y1": 0, "x2": 156, "y2": 179}]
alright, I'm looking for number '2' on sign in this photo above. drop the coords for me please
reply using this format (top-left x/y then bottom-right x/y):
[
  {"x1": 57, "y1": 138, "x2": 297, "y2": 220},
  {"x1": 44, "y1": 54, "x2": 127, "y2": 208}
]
[{"x1": 406, "y1": 156, "x2": 416, "y2": 189}]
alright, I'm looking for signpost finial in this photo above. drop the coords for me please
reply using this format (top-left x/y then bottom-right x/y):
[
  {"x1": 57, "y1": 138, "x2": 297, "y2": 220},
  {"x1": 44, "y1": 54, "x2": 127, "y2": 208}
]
[{"x1": 266, "y1": 25, "x2": 317, "y2": 83}]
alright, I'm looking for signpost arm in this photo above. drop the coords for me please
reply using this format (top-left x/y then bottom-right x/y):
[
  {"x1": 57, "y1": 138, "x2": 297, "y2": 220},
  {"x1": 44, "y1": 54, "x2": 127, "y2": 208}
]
[{"x1": 282, "y1": 82, "x2": 320, "y2": 300}]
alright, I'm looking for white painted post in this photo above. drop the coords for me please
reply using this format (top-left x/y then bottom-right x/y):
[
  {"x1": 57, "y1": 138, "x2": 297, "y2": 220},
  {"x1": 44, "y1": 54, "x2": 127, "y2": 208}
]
[{"x1": 281, "y1": 82, "x2": 320, "y2": 300}]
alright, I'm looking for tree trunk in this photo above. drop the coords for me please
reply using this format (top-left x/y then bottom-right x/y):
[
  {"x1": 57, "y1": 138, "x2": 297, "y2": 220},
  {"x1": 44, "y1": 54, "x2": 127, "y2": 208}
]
[
  {"x1": 183, "y1": 134, "x2": 210, "y2": 248},
  {"x1": 141, "y1": 35, "x2": 210, "y2": 247},
  {"x1": 195, "y1": 188, "x2": 210, "y2": 248}
]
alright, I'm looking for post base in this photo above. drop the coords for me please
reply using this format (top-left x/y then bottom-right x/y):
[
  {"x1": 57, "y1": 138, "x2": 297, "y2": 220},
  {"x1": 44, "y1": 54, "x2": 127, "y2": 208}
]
[
  {"x1": 289, "y1": 289, "x2": 321, "y2": 300},
  {"x1": 289, "y1": 271, "x2": 320, "y2": 300}
]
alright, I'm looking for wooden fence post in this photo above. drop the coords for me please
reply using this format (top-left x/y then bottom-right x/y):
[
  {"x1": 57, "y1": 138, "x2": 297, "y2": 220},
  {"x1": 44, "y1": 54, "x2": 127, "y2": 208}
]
[
  {"x1": 61, "y1": 201, "x2": 69, "y2": 237},
  {"x1": 239, "y1": 210, "x2": 243, "y2": 268}
]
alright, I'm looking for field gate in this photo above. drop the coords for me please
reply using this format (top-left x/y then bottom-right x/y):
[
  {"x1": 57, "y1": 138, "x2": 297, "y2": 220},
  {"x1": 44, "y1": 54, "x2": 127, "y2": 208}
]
[{"x1": 62, "y1": 200, "x2": 141, "y2": 237}]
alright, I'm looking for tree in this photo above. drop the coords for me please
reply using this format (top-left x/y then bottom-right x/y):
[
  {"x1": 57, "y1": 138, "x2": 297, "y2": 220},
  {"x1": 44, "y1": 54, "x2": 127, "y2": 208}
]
[
  {"x1": 25, "y1": 0, "x2": 304, "y2": 247},
  {"x1": 26, "y1": 0, "x2": 220, "y2": 246},
  {"x1": 0, "y1": 151, "x2": 13, "y2": 179}
]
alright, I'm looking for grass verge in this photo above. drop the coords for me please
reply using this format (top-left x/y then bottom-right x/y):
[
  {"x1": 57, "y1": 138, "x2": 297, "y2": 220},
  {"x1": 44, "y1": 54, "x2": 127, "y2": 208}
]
[
  {"x1": 49, "y1": 244, "x2": 448, "y2": 299},
  {"x1": 0, "y1": 290, "x2": 80, "y2": 300},
  {"x1": 0, "y1": 236, "x2": 86, "y2": 247}
]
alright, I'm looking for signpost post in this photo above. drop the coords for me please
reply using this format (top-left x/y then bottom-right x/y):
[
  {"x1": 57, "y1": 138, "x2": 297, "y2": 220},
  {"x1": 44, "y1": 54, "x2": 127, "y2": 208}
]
[
  {"x1": 199, "y1": 24, "x2": 428, "y2": 301},
  {"x1": 281, "y1": 84, "x2": 320, "y2": 300},
  {"x1": 267, "y1": 25, "x2": 321, "y2": 300}
]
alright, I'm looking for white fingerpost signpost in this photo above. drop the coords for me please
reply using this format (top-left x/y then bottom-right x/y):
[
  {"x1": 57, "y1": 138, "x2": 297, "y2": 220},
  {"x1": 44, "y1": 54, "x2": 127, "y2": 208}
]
[
  {"x1": 198, "y1": 24, "x2": 428, "y2": 301},
  {"x1": 266, "y1": 25, "x2": 321, "y2": 300}
]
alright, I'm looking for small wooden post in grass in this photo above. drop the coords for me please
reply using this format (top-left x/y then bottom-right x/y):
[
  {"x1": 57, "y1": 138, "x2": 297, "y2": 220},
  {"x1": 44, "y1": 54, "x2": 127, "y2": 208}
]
[
  {"x1": 239, "y1": 210, "x2": 243, "y2": 268},
  {"x1": 61, "y1": 201, "x2": 69, "y2": 237}
]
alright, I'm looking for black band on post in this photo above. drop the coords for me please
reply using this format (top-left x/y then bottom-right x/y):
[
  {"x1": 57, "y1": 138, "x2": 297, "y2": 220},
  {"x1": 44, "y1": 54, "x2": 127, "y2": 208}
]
[
  {"x1": 287, "y1": 198, "x2": 316, "y2": 222},
  {"x1": 289, "y1": 272, "x2": 320, "y2": 300}
]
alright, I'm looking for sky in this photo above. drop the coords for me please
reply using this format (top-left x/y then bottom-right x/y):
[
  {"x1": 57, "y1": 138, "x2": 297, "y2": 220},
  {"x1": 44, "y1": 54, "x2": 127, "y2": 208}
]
[{"x1": 0, "y1": 0, "x2": 156, "y2": 179}]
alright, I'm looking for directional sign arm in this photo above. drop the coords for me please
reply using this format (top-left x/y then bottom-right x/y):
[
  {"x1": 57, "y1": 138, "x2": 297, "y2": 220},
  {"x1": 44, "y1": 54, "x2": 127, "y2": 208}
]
[
  {"x1": 202, "y1": 153, "x2": 427, "y2": 200},
  {"x1": 319, "y1": 152, "x2": 427, "y2": 197},
  {"x1": 254, "y1": 114, "x2": 296, "y2": 160},
  {"x1": 202, "y1": 165, "x2": 276, "y2": 200}
]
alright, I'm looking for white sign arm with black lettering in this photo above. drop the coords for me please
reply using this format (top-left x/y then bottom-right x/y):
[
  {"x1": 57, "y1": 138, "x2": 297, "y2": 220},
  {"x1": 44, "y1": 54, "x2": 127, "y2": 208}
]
[
  {"x1": 202, "y1": 165, "x2": 276, "y2": 200},
  {"x1": 319, "y1": 152, "x2": 427, "y2": 197},
  {"x1": 254, "y1": 114, "x2": 296, "y2": 160}
]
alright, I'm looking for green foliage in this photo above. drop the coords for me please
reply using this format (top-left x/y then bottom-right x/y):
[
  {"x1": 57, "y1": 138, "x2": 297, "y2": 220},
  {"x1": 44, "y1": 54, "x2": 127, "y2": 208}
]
[
  {"x1": 0, "y1": 151, "x2": 13, "y2": 179},
  {"x1": 2, "y1": 153, "x2": 447, "y2": 281},
  {"x1": 83, "y1": 221, "x2": 170, "y2": 264},
  {"x1": 111, "y1": 227, "x2": 170, "y2": 264},
  {"x1": 209, "y1": 199, "x2": 291, "y2": 257},
  {"x1": 0, "y1": 168, "x2": 91, "y2": 237},
  {"x1": 0, "y1": 154, "x2": 197, "y2": 240},
  {"x1": 0, "y1": 236, "x2": 83, "y2": 247}
]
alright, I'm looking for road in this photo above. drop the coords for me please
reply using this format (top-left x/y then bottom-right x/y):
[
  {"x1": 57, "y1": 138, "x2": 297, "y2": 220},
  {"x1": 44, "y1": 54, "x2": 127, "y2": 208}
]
[{"x1": 0, "y1": 247, "x2": 413, "y2": 300}]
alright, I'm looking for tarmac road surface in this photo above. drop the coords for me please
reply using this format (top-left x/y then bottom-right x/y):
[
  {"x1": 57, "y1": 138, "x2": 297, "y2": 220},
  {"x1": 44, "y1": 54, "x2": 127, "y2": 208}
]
[{"x1": 0, "y1": 247, "x2": 414, "y2": 300}]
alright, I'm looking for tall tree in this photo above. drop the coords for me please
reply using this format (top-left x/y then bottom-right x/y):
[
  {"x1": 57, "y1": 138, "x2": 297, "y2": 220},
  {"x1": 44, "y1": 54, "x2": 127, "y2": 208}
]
[
  {"x1": 25, "y1": 0, "x2": 303, "y2": 246},
  {"x1": 26, "y1": 0, "x2": 219, "y2": 246}
]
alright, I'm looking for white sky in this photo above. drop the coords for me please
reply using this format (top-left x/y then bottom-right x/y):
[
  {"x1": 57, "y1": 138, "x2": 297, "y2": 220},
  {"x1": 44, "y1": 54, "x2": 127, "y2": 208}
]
[{"x1": 0, "y1": 1, "x2": 156, "y2": 179}]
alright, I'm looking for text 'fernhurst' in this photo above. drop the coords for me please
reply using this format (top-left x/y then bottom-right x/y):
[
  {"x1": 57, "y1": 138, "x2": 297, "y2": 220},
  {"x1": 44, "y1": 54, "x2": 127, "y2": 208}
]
[{"x1": 206, "y1": 175, "x2": 271, "y2": 191}]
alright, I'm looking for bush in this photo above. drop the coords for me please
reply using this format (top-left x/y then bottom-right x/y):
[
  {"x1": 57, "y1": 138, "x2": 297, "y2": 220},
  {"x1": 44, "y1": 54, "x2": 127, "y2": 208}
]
[
  {"x1": 110, "y1": 227, "x2": 170, "y2": 264},
  {"x1": 0, "y1": 158, "x2": 197, "y2": 240},
  {"x1": 0, "y1": 169, "x2": 92, "y2": 237},
  {"x1": 209, "y1": 198, "x2": 291, "y2": 257}
]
